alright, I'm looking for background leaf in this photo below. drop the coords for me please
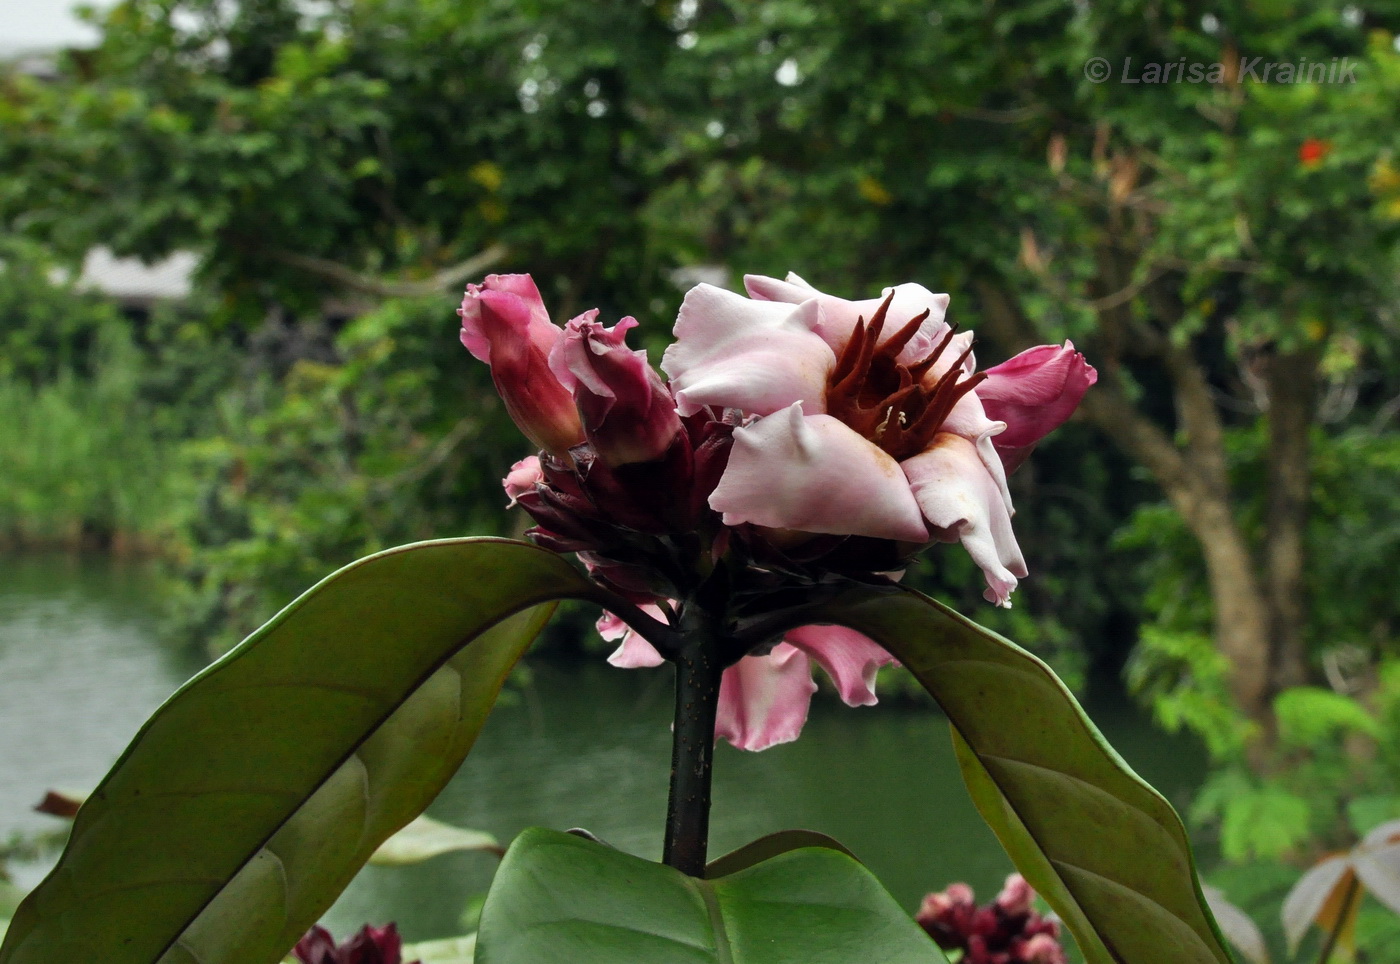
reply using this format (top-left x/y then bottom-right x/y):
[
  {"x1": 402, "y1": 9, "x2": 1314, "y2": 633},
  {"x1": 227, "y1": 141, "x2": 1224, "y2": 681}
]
[
  {"x1": 370, "y1": 815, "x2": 501, "y2": 866},
  {"x1": 403, "y1": 934, "x2": 478, "y2": 964},
  {"x1": 814, "y1": 588, "x2": 1232, "y2": 964},
  {"x1": 476, "y1": 827, "x2": 947, "y2": 964},
  {"x1": 0, "y1": 538, "x2": 594, "y2": 964}
]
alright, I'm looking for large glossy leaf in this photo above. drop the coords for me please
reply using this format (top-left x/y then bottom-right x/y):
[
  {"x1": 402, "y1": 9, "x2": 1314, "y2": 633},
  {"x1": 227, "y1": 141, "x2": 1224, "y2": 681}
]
[
  {"x1": 477, "y1": 828, "x2": 948, "y2": 964},
  {"x1": 813, "y1": 588, "x2": 1231, "y2": 964},
  {"x1": 0, "y1": 538, "x2": 595, "y2": 964}
]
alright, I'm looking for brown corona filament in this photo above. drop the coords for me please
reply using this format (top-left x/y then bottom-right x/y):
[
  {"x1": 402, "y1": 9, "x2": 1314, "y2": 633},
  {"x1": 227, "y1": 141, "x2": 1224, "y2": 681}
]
[{"x1": 825, "y1": 291, "x2": 987, "y2": 462}]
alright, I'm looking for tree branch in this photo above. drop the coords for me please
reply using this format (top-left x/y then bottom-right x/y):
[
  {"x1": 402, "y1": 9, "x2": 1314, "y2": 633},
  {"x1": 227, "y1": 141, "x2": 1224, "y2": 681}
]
[{"x1": 271, "y1": 243, "x2": 510, "y2": 299}]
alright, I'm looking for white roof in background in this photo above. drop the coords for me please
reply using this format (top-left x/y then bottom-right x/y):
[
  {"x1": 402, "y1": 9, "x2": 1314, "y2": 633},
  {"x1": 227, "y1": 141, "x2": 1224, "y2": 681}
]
[
  {"x1": 1, "y1": 0, "x2": 109, "y2": 52},
  {"x1": 75, "y1": 248, "x2": 197, "y2": 303}
]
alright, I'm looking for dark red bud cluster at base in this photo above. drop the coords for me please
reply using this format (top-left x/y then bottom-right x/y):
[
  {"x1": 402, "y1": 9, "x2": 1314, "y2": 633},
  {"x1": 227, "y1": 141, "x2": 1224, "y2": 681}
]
[
  {"x1": 515, "y1": 411, "x2": 735, "y2": 598},
  {"x1": 293, "y1": 923, "x2": 416, "y2": 964},
  {"x1": 915, "y1": 877, "x2": 1066, "y2": 964}
]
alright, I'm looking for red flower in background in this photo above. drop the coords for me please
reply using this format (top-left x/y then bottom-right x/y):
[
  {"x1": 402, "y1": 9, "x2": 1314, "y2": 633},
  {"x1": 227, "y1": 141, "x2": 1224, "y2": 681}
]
[
  {"x1": 1299, "y1": 138, "x2": 1332, "y2": 168},
  {"x1": 293, "y1": 924, "x2": 417, "y2": 964},
  {"x1": 916, "y1": 874, "x2": 1066, "y2": 964}
]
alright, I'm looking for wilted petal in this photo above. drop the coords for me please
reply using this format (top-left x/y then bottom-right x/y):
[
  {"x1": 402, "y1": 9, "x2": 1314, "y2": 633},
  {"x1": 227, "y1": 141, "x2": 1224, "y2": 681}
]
[
  {"x1": 743, "y1": 273, "x2": 950, "y2": 361},
  {"x1": 1361, "y1": 818, "x2": 1400, "y2": 848},
  {"x1": 663, "y1": 284, "x2": 834, "y2": 416},
  {"x1": 599, "y1": 605, "x2": 668, "y2": 669},
  {"x1": 978, "y1": 342, "x2": 1097, "y2": 473},
  {"x1": 1354, "y1": 840, "x2": 1400, "y2": 916},
  {"x1": 550, "y1": 312, "x2": 682, "y2": 466},
  {"x1": 1202, "y1": 885, "x2": 1269, "y2": 964},
  {"x1": 710, "y1": 403, "x2": 929, "y2": 542},
  {"x1": 903, "y1": 433, "x2": 1027, "y2": 607},
  {"x1": 715, "y1": 643, "x2": 818, "y2": 751},
  {"x1": 785, "y1": 624, "x2": 894, "y2": 707},
  {"x1": 503, "y1": 456, "x2": 543, "y2": 507},
  {"x1": 1282, "y1": 855, "x2": 1352, "y2": 952}
]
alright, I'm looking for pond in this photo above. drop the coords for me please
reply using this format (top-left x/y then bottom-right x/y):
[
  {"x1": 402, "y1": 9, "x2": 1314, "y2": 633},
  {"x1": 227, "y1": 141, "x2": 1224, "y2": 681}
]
[{"x1": 0, "y1": 553, "x2": 1207, "y2": 944}]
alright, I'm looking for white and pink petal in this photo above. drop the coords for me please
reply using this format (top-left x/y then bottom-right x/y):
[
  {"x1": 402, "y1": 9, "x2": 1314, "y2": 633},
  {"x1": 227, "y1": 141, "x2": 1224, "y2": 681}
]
[
  {"x1": 903, "y1": 433, "x2": 1028, "y2": 607},
  {"x1": 662, "y1": 284, "x2": 835, "y2": 417},
  {"x1": 714, "y1": 643, "x2": 818, "y2": 751},
  {"x1": 786, "y1": 624, "x2": 895, "y2": 707},
  {"x1": 709, "y1": 403, "x2": 929, "y2": 543}
]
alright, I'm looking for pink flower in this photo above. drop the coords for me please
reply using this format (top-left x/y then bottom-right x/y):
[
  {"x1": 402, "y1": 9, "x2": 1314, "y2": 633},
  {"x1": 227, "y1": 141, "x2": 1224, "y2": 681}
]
[
  {"x1": 502, "y1": 456, "x2": 543, "y2": 507},
  {"x1": 1017, "y1": 933, "x2": 1067, "y2": 964},
  {"x1": 549, "y1": 313, "x2": 684, "y2": 468},
  {"x1": 459, "y1": 274, "x2": 583, "y2": 456},
  {"x1": 978, "y1": 343, "x2": 1097, "y2": 474},
  {"x1": 461, "y1": 270, "x2": 1094, "y2": 752},
  {"x1": 995, "y1": 872, "x2": 1035, "y2": 918},
  {"x1": 663, "y1": 274, "x2": 1095, "y2": 606},
  {"x1": 294, "y1": 923, "x2": 416, "y2": 964},
  {"x1": 916, "y1": 875, "x2": 1065, "y2": 964},
  {"x1": 599, "y1": 611, "x2": 894, "y2": 751}
]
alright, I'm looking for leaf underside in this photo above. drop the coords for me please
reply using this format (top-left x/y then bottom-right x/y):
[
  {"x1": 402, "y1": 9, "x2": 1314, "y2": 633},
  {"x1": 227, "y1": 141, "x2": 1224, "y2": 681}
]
[
  {"x1": 0, "y1": 538, "x2": 594, "y2": 964},
  {"x1": 477, "y1": 828, "x2": 949, "y2": 964},
  {"x1": 813, "y1": 589, "x2": 1232, "y2": 964}
]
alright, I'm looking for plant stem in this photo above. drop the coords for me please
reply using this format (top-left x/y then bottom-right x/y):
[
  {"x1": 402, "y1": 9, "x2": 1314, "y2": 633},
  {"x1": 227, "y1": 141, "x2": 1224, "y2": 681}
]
[
  {"x1": 1316, "y1": 874, "x2": 1360, "y2": 964},
  {"x1": 662, "y1": 613, "x2": 725, "y2": 877}
]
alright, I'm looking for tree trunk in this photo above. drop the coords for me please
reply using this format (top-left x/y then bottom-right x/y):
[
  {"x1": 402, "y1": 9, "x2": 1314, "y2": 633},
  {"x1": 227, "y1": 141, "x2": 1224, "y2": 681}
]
[
  {"x1": 1263, "y1": 347, "x2": 1318, "y2": 691},
  {"x1": 975, "y1": 281, "x2": 1276, "y2": 723}
]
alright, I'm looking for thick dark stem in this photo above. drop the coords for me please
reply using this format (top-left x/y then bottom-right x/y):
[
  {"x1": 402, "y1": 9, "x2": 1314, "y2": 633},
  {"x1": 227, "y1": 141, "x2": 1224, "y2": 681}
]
[{"x1": 662, "y1": 616, "x2": 726, "y2": 877}]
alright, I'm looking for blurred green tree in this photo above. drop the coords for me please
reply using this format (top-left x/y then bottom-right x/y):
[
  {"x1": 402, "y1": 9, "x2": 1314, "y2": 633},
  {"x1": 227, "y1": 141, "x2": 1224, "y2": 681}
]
[{"x1": 4, "y1": 0, "x2": 1400, "y2": 739}]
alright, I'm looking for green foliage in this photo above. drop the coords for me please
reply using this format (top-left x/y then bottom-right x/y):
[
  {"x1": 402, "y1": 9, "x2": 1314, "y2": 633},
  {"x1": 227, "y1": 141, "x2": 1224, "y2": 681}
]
[
  {"x1": 1275, "y1": 688, "x2": 1380, "y2": 747},
  {"x1": 0, "y1": 320, "x2": 175, "y2": 550},
  {"x1": 818, "y1": 588, "x2": 1232, "y2": 964},
  {"x1": 163, "y1": 296, "x2": 525, "y2": 653},
  {"x1": 0, "y1": 539, "x2": 593, "y2": 964},
  {"x1": 1201, "y1": 776, "x2": 1312, "y2": 863},
  {"x1": 1126, "y1": 627, "x2": 1255, "y2": 759},
  {"x1": 478, "y1": 827, "x2": 947, "y2": 964}
]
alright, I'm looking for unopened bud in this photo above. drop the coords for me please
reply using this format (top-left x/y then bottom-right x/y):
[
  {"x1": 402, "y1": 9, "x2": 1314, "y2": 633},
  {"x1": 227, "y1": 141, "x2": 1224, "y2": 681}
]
[{"x1": 460, "y1": 275, "x2": 584, "y2": 456}]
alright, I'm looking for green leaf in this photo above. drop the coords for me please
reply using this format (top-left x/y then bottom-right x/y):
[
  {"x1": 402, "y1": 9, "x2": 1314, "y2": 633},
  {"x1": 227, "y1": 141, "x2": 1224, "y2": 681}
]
[
  {"x1": 0, "y1": 538, "x2": 596, "y2": 964},
  {"x1": 370, "y1": 815, "x2": 501, "y2": 866},
  {"x1": 813, "y1": 588, "x2": 1232, "y2": 964},
  {"x1": 1274, "y1": 687, "x2": 1380, "y2": 746},
  {"x1": 1220, "y1": 787, "x2": 1311, "y2": 862},
  {"x1": 1347, "y1": 796, "x2": 1399, "y2": 839},
  {"x1": 476, "y1": 828, "x2": 947, "y2": 964},
  {"x1": 404, "y1": 934, "x2": 478, "y2": 964},
  {"x1": 0, "y1": 882, "x2": 22, "y2": 920},
  {"x1": 703, "y1": 829, "x2": 858, "y2": 879}
]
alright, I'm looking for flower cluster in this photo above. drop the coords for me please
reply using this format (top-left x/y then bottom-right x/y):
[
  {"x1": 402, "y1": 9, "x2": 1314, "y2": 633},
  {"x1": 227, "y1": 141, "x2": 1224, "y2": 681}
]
[
  {"x1": 459, "y1": 272, "x2": 1094, "y2": 750},
  {"x1": 916, "y1": 875, "x2": 1066, "y2": 964},
  {"x1": 293, "y1": 923, "x2": 416, "y2": 964}
]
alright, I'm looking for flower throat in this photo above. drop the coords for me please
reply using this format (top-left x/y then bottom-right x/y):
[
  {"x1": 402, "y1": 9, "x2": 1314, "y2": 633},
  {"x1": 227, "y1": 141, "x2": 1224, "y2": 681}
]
[{"x1": 824, "y1": 292, "x2": 987, "y2": 462}]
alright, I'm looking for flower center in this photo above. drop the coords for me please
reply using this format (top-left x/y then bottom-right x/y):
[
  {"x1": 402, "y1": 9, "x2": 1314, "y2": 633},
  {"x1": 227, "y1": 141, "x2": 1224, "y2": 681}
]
[{"x1": 824, "y1": 292, "x2": 985, "y2": 462}]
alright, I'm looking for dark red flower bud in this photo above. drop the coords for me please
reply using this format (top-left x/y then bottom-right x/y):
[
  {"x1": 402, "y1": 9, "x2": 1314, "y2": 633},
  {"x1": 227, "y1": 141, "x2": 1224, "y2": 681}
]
[
  {"x1": 550, "y1": 312, "x2": 683, "y2": 469},
  {"x1": 294, "y1": 923, "x2": 415, "y2": 964},
  {"x1": 459, "y1": 275, "x2": 584, "y2": 457}
]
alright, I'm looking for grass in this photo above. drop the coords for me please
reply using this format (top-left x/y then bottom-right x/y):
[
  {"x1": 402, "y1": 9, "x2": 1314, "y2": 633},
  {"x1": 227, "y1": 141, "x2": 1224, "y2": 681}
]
[{"x1": 0, "y1": 329, "x2": 177, "y2": 553}]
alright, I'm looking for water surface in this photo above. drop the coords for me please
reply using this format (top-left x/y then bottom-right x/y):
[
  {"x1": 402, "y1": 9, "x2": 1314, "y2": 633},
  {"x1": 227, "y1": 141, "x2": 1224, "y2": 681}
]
[{"x1": 0, "y1": 555, "x2": 1206, "y2": 943}]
